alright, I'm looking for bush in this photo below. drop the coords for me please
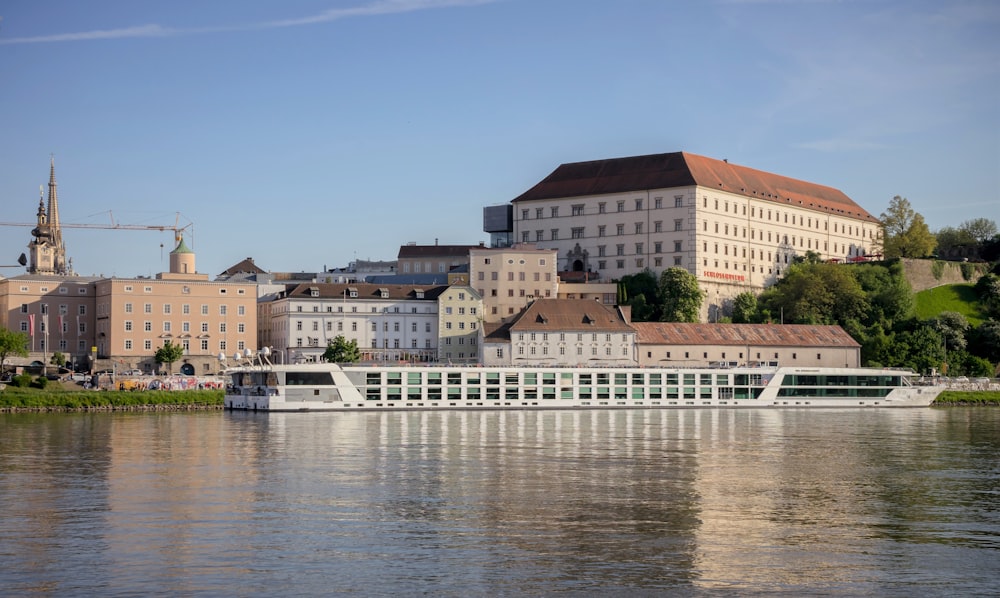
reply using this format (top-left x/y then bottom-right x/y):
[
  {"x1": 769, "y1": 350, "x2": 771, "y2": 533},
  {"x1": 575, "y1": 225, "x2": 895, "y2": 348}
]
[
  {"x1": 960, "y1": 262, "x2": 977, "y2": 281},
  {"x1": 931, "y1": 260, "x2": 945, "y2": 280},
  {"x1": 31, "y1": 375, "x2": 49, "y2": 389},
  {"x1": 11, "y1": 373, "x2": 33, "y2": 388}
]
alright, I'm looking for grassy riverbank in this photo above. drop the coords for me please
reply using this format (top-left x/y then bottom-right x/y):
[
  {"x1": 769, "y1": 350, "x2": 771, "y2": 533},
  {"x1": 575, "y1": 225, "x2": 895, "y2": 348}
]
[
  {"x1": 0, "y1": 386, "x2": 223, "y2": 412},
  {"x1": 2, "y1": 386, "x2": 999, "y2": 412},
  {"x1": 933, "y1": 390, "x2": 1000, "y2": 406}
]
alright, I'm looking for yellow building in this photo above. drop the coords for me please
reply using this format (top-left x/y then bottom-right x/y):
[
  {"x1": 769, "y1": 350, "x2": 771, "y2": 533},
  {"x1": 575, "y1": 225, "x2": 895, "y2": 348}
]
[{"x1": 469, "y1": 244, "x2": 559, "y2": 323}]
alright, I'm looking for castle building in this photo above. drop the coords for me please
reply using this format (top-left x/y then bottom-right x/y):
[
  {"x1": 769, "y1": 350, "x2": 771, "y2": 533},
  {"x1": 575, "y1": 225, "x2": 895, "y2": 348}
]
[{"x1": 486, "y1": 152, "x2": 882, "y2": 320}]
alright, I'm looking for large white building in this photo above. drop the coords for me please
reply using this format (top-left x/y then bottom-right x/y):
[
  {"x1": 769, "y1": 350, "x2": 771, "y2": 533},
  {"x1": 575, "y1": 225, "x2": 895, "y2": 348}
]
[
  {"x1": 489, "y1": 151, "x2": 882, "y2": 320},
  {"x1": 257, "y1": 282, "x2": 486, "y2": 364}
]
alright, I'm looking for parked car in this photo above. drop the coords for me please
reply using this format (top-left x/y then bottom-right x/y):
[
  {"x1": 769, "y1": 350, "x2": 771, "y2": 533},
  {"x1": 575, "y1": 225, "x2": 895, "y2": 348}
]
[
  {"x1": 70, "y1": 372, "x2": 90, "y2": 382},
  {"x1": 124, "y1": 369, "x2": 143, "y2": 376}
]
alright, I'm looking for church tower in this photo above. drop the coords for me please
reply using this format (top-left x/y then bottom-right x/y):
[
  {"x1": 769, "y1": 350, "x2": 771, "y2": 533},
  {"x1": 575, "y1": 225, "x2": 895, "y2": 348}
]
[{"x1": 27, "y1": 157, "x2": 69, "y2": 275}]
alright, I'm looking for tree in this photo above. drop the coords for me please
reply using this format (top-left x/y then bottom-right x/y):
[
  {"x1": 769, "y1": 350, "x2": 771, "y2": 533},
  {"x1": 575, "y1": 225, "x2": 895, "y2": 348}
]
[
  {"x1": 625, "y1": 293, "x2": 655, "y2": 322},
  {"x1": 880, "y1": 196, "x2": 936, "y2": 259},
  {"x1": 851, "y1": 261, "x2": 913, "y2": 327},
  {"x1": 892, "y1": 323, "x2": 946, "y2": 375},
  {"x1": 658, "y1": 267, "x2": 704, "y2": 322},
  {"x1": 981, "y1": 235, "x2": 1000, "y2": 263},
  {"x1": 0, "y1": 328, "x2": 30, "y2": 374},
  {"x1": 960, "y1": 217, "x2": 998, "y2": 244},
  {"x1": 932, "y1": 311, "x2": 969, "y2": 353},
  {"x1": 974, "y1": 273, "x2": 1000, "y2": 318},
  {"x1": 618, "y1": 269, "x2": 660, "y2": 321},
  {"x1": 969, "y1": 320, "x2": 1000, "y2": 365},
  {"x1": 322, "y1": 335, "x2": 361, "y2": 363},
  {"x1": 154, "y1": 340, "x2": 185, "y2": 374},
  {"x1": 935, "y1": 226, "x2": 976, "y2": 256},
  {"x1": 50, "y1": 351, "x2": 67, "y2": 367},
  {"x1": 731, "y1": 291, "x2": 758, "y2": 323},
  {"x1": 758, "y1": 262, "x2": 868, "y2": 325}
]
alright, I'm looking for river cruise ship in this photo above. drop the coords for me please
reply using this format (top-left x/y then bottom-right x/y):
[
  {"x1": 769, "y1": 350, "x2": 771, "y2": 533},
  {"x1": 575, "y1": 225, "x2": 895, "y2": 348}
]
[{"x1": 223, "y1": 352, "x2": 941, "y2": 412}]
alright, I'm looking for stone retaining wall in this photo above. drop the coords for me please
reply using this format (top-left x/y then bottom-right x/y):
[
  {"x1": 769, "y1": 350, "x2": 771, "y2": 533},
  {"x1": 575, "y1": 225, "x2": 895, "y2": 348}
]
[{"x1": 900, "y1": 258, "x2": 988, "y2": 293}]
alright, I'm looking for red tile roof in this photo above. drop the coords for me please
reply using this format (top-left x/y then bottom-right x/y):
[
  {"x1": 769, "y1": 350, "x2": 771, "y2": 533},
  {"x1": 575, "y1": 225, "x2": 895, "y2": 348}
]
[
  {"x1": 510, "y1": 299, "x2": 632, "y2": 333},
  {"x1": 633, "y1": 322, "x2": 860, "y2": 348},
  {"x1": 512, "y1": 151, "x2": 876, "y2": 222}
]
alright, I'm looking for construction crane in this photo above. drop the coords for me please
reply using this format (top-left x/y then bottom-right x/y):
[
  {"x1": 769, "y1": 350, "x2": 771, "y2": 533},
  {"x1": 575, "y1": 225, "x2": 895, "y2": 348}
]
[
  {"x1": 0, "y1": 212, "x2": 194, "y2": 271},
  {"x1": 0, "y1": 211, "x2": 194, "y2": 243},
  {"x1": 0, "y1": 210, "x2": 193, "y2": 237}
]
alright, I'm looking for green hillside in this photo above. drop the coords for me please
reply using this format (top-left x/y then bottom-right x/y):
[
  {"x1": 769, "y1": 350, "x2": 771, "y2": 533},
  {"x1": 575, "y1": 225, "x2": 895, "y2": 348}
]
[{"x1": 914, "y1": 283, "x2": 987, "y2": 325}]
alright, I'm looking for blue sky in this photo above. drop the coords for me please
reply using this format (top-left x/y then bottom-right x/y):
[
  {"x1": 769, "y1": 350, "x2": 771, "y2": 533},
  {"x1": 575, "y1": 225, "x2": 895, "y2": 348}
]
[{"x1": 1, "y1": 0, "x2": 997, "y2": 278}]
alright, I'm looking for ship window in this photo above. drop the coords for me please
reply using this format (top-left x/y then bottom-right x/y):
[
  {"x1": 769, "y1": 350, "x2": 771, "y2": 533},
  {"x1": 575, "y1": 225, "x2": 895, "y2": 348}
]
[{"x1": 286, "y1": 371, "x2": 335, "y2": 385}]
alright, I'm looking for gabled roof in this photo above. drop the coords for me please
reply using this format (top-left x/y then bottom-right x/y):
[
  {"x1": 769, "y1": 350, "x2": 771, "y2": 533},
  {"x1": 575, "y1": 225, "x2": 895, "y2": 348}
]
[
  {"x1": 219, "y1": 257, "x2": 266, "y2": 276},
  {"x1": 509, "y1": 299, "x2": 633, "y2": 333},
  {"x1": 282, "y1": 282, "x2": 448, "y2": 301},
  {"x1": 397, "y1": 244, "x2": 482, "y2": 259},
  {"x1": 512, "y1": 151, "x2": 876, "y2": 222},
  {"x1": 632, "y1": 322, "x2": 860, "y2": 348}
]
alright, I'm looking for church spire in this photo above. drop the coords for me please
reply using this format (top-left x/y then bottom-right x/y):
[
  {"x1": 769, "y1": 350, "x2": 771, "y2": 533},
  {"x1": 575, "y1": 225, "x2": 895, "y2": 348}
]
[
  {"x1": 47, "y1": 156, "x2": 67, "y2": 274},
  {"x1": 27, "y1": 157, "x2": 69, "y2": 275}
]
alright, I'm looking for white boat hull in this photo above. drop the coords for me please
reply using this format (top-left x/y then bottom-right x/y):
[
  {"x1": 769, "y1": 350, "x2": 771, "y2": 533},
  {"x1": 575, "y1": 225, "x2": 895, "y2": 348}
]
[{"x1": 223, "y1": 363, "x2": 942, "y2": 412}]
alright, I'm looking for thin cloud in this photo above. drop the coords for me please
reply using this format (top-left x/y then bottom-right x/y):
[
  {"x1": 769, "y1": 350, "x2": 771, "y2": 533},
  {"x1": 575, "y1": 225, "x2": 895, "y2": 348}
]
[
  {"x1": 0, "y1": 0, "x2": 495, "y2": 45},
  {"x1": 794, "y1": 138, "x2": 889, "y2": 152}
]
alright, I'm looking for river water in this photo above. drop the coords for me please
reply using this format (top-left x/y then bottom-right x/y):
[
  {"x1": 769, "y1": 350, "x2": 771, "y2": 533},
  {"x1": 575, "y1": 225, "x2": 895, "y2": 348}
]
[{"x1": 1, "y1": 407, "x2": 997, "y2": 596}]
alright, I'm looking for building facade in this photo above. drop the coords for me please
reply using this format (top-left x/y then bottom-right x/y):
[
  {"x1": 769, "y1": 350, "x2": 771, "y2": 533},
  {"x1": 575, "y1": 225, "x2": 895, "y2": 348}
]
[
  {"x1": 632, "y1": 322, "x2": 861, "y2": 368},
  {"x1": 258, "y1": 283, "x2": 449, "y2": 364},
  {"x1": 397, "y1": 243, "x2": 483, "y2": 276},
  {"x1": 491, "y1": 152, "x2": 882, "y2": 320},
  {"x1": 469, "y1": 244, "x2": 559, "y2": 323},
  {"x1": 0, "y1": 275, "x2": 98, "y2": 370},
  {"x1": 437, "y1": 284, "x2": 483, "y2": 363},
  {"x1": 94, "y1": 238, "x2": 257, "y2": 374},
  {"x1": 481, "y1": 299, "x2": 635, "y2": 367}
]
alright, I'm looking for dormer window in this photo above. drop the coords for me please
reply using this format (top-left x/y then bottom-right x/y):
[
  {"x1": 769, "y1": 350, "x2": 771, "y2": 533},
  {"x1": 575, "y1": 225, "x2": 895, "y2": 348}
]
[
  {"x1": 379, "y1": 288, "x2": 389, "y2": 298},
  {"x1": 309, "y1": 287, "x2": 319, "y2": 297}
]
